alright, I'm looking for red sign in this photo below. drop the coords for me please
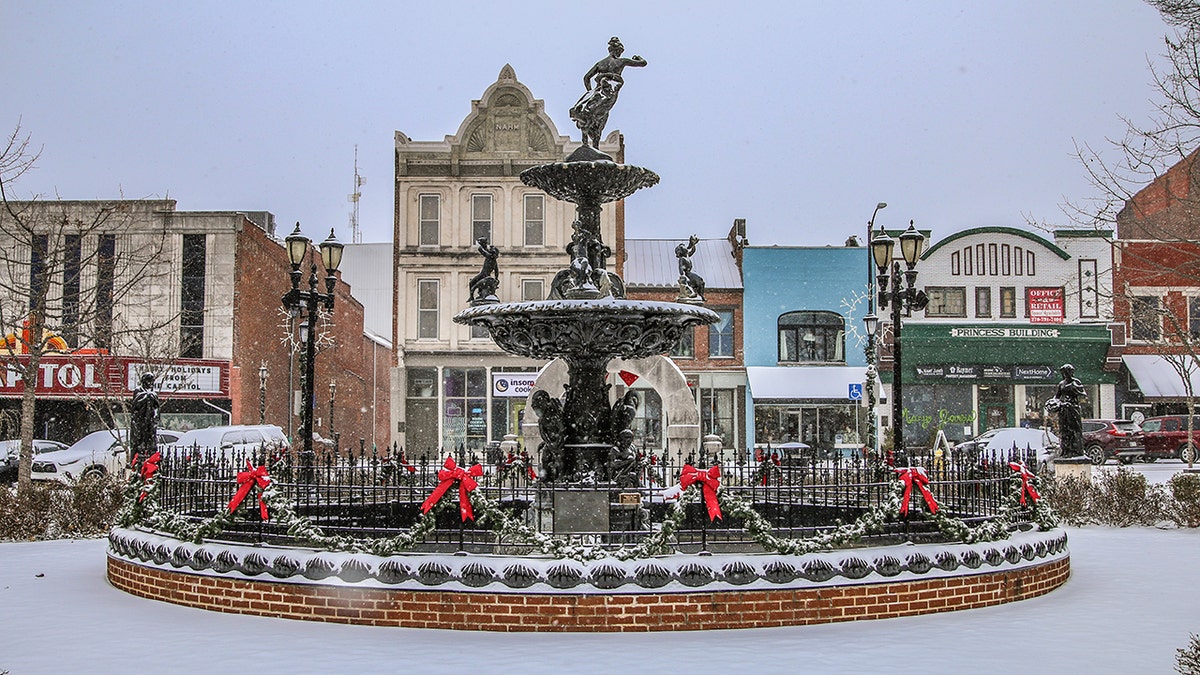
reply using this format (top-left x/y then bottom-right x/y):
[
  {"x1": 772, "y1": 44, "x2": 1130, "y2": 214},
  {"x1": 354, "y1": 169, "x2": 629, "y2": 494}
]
[
  {"x1": 1027, "y1": 287, "x2": 1064, "y2": 324},
  {"x1": 0, "y1": 355, "x2": 230, "y2": 399}
]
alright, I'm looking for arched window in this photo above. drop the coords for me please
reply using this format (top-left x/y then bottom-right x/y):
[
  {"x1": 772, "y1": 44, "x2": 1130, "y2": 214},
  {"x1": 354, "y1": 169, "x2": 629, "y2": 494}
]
[{"x1": 778, "y1": 311, "x2": 844, "y2": 363}]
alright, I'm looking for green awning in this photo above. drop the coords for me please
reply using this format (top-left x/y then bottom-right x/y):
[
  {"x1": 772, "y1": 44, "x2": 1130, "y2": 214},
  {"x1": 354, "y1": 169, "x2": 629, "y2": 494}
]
[{"x1": 883, "y1": 322, "x2": 1116, "y2": 385}]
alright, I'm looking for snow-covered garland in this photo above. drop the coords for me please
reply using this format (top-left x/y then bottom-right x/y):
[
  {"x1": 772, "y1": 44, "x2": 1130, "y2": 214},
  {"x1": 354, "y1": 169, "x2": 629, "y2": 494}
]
[{"x1": 117, "y1": 460, "x2": 1057, "y2": 562}]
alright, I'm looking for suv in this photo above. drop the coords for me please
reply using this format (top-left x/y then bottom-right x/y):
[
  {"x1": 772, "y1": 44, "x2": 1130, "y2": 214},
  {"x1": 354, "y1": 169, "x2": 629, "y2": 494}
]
[
  {"x1": 166, "y1": 424, "x2": 289, "y2": 457},
  {"x1": 1139, "y1": 415, "x2": 1200, "y2": 463},
  {"x1": 1081, "y1": 419, "x2": 1144, "y2": 465},
  {"x1": 0, "y1": 439, "x2": 69, "y2": 482},
  {"x1": 31, "y1": 429, "x2": 182, "y2": 483}
]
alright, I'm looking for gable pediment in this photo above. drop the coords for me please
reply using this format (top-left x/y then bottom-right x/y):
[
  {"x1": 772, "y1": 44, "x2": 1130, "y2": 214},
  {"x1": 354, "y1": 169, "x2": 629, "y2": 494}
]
[{"x1": 448, "y1": 65, "x2": 568, "y2": 160}]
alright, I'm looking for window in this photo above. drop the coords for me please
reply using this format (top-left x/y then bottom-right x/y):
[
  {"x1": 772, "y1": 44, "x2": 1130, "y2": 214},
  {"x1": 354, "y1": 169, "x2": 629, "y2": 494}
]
[
  {"x1": 417, "y1": 279, "x2": 439, "y2": 339},
  {"x1": 524, "y1": 194, "x2": 544, "y2": 247},
  {"x1": 442, "y1": 367, "x2": 487, "y2": 450},
  {"x1": 778, "y1": 311, "x2": 844, "y2": 363},
  {"x1": 962, "y1": 246, "x2": 973, "y2": 275},
  {"x1": 988, "y1": 244, "x2": 998, "y2": 275},
  {"x1": 1000, "y1": 287, "x2": 1017, "y2": 318},
  {"x1": 180, "y1": 234, "x2": 207, "y2": 358},
  {"x1": 709, "y1": 310, "x2": 735, "y2": 358},
  {"x1": 1014, "y1": 247, "x2": 1024, "y2": 275},
  {"x1": 1131, "y1": 295, "x2": 1161, "y2": 341},
  {"x1": 950, "y1": 251, "x2": 961, "y2": 275},
  {"x1": 406, "y1": 367, "x2": 437, "y2": 398},
  {"x1": 521, "y1": 279, "x2": 544, "y2": 302},
  {"x1": 700, "y1": 389, "x2": 735, "y2": 445},
  {"x1": 925, "y1": 287, "x2": 967, "y2": 317},
  {"x1": 1001, "y1": 244, "x2": 1011, "y2": 275},
  {"x1": 1026, "y1": 250, "x2": 1036, "y2": 276},
  {"x1": 975, "y1": 287, "x2": 992, "y2": 318},
  {"x1": 96, "y1": 234, "x2": 115, "y2": 348},
  {"x1": 471, "y1": 194, "x2": 492, "y2": 243},
  {"x1": 28, "y1": 234, "x2": 47, "y2": 311},
  {"x1": 62, "y1": 234, "x2": 81, "y2": 347},
  {"x1": 1191, "y1": 296, "x2": 1200, "y2": 340},
  {"x1": 671, "y1": 326, "x2": 695, "y2": 358},
  {"x1": 418, "y1": 194, "x2": 440, "y2": 246}
]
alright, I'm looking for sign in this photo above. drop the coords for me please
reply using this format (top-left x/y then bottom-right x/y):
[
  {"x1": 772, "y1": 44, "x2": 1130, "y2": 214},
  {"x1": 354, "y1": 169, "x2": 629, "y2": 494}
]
[
  {"x1": 949, "y1": 327, "x2": 1061, "y2": 339},
  {"x1": 0, "y1": 355, "x2": 230, "y2": 399},
  {"x1": 848, "y1": 383, "x2": 863, "y2": 401},
  {"x1": 1027, "y1": 287, "x2": 1065, "y2": 324},
  {"x1": 492, "y1": 372, "x2": 537, "y2": 398},
  {"x1": 915, "y1": 363, "x2": 1057, "y2": 381}
]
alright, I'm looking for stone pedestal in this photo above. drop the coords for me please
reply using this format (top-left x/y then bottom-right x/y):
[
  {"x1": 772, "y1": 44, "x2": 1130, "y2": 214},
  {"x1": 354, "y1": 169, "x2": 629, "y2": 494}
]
[
  {"x1": 552, "y1": 490, "x2": 609, "y2": 534},
  {"x1": 1053, "y1": 456, "x2": 1092, "y2": 483}
]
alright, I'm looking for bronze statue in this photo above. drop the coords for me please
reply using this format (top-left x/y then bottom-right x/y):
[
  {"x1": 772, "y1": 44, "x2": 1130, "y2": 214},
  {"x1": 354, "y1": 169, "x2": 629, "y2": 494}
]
[
  {"x1": 531, "y1": 389, "x2": 566, "y2": 480},
  {"x1": 129, "y1": 372, "x2": 160, "y2": 462},
  {"x1": 570, "y1": 37, "x2": 647, "y2": 149},
  {"x1": 1048, "y1": 363, "x2": 1086, "y2": 457},
  {"x1": 468, "y1": 237, "x2": 500, "y2": 305},
  {"x1": 675, "y1": 235, "x2": 705, "y2": 303}
]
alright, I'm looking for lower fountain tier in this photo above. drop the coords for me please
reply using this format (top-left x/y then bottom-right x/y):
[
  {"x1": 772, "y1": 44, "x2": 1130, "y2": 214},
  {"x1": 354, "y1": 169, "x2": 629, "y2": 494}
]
[{"x1": 454, "y1": 298, "x2": 719, "y2": 360}]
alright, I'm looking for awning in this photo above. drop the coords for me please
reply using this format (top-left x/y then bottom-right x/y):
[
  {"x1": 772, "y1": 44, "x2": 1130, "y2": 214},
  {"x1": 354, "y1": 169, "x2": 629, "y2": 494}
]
[
  {"x1": 1123, "y1": 354, "x2": 1200, "y2": 398},
  {"x1": 746, "y1": 366, "x2": 872, "y2": 401}
]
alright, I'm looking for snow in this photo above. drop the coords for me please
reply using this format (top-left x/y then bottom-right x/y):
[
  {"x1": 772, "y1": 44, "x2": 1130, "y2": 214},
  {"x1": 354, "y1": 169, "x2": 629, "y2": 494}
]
[{"x1": 2, "y1": 527, "x2": 1198, "y2": 673}]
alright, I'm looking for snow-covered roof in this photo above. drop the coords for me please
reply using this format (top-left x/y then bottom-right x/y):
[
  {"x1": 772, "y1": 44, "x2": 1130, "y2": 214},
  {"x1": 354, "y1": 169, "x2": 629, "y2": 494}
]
[{"x1": 624, "y1": 238, "x2": 742, "y2": 289}]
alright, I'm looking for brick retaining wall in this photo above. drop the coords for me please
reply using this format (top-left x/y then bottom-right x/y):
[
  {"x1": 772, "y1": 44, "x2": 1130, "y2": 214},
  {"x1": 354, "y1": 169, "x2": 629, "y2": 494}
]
[{"x1": 107, "y1": 554, "x2": 1069, "y2": 631}]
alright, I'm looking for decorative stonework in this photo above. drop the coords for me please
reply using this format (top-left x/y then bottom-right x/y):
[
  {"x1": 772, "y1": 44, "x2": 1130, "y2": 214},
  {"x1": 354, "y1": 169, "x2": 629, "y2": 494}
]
[{"x1": 108, "y1": 526, "x2": 1071, "y2": 632}]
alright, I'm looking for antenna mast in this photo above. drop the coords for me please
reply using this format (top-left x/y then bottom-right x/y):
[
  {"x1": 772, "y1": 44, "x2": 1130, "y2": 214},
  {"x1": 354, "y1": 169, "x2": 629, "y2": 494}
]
[{"x1": 348, "y1": 145, "x2": 364, "y2": 243}]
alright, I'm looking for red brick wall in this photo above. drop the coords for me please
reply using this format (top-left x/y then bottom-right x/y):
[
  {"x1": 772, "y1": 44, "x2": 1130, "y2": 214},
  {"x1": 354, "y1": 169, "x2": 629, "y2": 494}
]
[
  {"x1": 233, "y1": 222, "x2": 391, "y2": 448},
  {"x1": 108, "y1": 555, "x2": 1069, "y2": 632}
]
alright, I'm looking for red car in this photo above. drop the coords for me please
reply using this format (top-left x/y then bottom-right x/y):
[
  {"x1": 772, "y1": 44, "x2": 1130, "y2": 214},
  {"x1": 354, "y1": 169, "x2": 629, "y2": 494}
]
[
  {"x1": 1139, "y1": 415, "x2": 1200, "y2": 463},
  {"x1": 1081, "y1": 419, "x2": 1144, "y2": 465}
]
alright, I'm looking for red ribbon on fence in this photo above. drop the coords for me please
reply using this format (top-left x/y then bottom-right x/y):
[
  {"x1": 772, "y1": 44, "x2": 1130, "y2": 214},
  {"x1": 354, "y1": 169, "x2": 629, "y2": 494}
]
[
  {"x1": 680, "y1": 464, "x2": 722, "y2": 521},
  {"x1": 421, "y1": 457, "x2": 484, "y2": 522},
  {"x1": 895, "y1": 466, "x2": 939, "y2": 516},
  {"x1": 1008, "y1": 461, "x2": 1041, "y2": 505},
  {"x1": 228, "y1": 460, "x2": 271, "y2": 520},
  {"x1": 527, "y1": 465, "x2": 537, "y2": 481},
  {"x1": 137, "y1": 451, "x2": 161, "y2": 503}
]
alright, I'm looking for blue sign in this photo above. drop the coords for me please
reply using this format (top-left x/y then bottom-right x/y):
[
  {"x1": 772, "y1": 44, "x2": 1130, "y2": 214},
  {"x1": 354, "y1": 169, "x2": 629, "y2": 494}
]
[{"x1": 848, "y1": 383, "x2": 863, "y2": 401}]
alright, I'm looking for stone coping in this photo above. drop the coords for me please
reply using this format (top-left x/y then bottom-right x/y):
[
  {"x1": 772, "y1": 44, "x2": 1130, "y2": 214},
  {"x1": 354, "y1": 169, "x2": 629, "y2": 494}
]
[{"x1": 108, "y1": 527, "x2": 1067, "y2": 595}]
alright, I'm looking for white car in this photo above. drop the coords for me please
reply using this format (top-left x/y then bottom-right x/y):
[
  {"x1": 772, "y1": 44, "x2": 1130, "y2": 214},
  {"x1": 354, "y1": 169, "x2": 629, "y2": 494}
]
[
  {"x1": 954, "y1": 427, "x2": 1060, "y2": 462},
  {"x1": 31, "y1": 429, "x2": 182, "y2": 483},
  {"x1": 1, "y1": 439, "x2": 69, "y2": 481},
  {"x1": 166, "y1": 424, "x2": 289, "y2": 457}
]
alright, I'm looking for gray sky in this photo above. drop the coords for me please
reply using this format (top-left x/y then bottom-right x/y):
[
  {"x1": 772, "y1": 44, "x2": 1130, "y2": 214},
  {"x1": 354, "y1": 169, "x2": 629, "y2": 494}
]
[{"x1": 2, "y1": 1, "x2": 1175, "y2": 246}]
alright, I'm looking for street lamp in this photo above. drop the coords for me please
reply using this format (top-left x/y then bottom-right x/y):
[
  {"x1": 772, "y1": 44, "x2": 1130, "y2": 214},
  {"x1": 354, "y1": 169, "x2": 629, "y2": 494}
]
[
  {"x1": 872, "y1": 221, "x2": 928, "y2": 461},
  {"x1": 258, "y1": 362, "x2": 268, "y2": 425},
  {"x1": 280, "y1": 223, "x2": 344, "y2": 471},
  {"x1": 864, "y1": 202, "x2": 886, "y2": 458},
  {"x1": 328, "y1": 378, "x2": 337, "y2": 440}
]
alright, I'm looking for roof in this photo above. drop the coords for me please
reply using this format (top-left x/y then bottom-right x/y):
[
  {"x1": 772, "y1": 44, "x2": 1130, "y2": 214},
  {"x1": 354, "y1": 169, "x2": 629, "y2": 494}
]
[
  {"x1": 1123, "y1": 354, "x2": 1200, "y2": 398},
  {"x1": 921, "y1": 226, "x2": 1071, "y2": 261},
  {"x1": 624, "y1": 238, "x2": 742, "y2": 289}
]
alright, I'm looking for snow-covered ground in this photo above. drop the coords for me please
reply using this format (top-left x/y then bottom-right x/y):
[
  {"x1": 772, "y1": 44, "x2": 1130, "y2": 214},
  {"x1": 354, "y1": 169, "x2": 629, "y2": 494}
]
[{"x1": 1, "y1": 527, "x2": 1198, "y2": 674}]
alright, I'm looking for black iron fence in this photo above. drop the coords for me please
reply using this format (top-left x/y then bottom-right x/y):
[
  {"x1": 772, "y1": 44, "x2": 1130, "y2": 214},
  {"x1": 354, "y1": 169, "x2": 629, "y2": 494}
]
[{"x1": 148, "y1": 442, "x2": 1044, "y2": 552}]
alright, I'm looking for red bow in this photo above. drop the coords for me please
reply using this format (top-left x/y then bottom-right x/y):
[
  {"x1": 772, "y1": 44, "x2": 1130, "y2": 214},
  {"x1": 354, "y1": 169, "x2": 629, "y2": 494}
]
[
  {"x1": 527, "y1": 465, "x2": 537, "y2": 481},
  {"x1": 228, "y1": 460, "x2": 271, "y2": 520},
  {"x1": 421, "y1": 457, "x2": 484, "y2": 522},
  {"x1": 137, "y1": 451, "x2": 161, "y2": 503},
  {"x1": 1008, "y1": 461, "x2": 1041, "y2": 505},
  {"x1": 895, "y1": 466, "x2": 939, "y2": 516},
  {"x1": 680, "y1": 464, "x2": 722, "y2": 521}
]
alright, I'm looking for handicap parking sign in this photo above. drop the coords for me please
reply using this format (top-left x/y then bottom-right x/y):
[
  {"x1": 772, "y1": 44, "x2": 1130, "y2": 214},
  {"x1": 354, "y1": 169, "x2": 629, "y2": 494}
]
[{"x1": 848, "y1": 383, "x2": 863, "y2": 400}]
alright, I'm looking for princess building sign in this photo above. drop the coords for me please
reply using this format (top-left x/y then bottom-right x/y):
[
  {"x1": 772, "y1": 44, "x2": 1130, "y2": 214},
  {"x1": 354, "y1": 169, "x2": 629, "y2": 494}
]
[{"x1": 949, "y1": 327, "x2": 1060, "y2": 339}]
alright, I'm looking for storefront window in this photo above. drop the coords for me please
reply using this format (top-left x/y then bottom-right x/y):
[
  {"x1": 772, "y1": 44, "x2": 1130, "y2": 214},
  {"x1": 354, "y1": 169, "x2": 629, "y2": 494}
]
[
  {"x1": 901, "y1": 384, "x2": 975, "y2": 445},
  {"x1": 754, "y1": 404, "x2": 864, "y2": 454},
  {"x1": 442, "y1": 367, "x2": 487, "y2": 451},
  {"x1": 632, "y1": 388, "x2": 663, "y2": 449},
  {"x1": 700, "y1": 389, "x2": 735, "y2": 446},
  {"x1": 978, "y1": 385, "x2": 1014, "y2": 431}
]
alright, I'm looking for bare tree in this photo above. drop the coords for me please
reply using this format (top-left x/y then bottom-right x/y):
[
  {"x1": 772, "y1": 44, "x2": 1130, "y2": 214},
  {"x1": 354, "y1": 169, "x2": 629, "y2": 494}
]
[{"x1": 0, "y1": 123, "x2": 175, "y2": 493}]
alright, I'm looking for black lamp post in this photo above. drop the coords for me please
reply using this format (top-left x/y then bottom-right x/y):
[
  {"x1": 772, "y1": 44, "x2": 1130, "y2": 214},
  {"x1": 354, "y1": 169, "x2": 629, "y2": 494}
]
[
  {"x1": 258, "y1": 362, "x2": 268, "y2": 425},
  {"x1": 872, "y1": 222, "x2": 927, "y2": 460},
  {"x1": 864, "y1": 202, "x2": 886, "y2": 457},
  {"x1": 328, "y1": 379, "x2": 337, "y2": 440},
  {"x1": 280, "y1": 222, "x2": 344, "y2": 469}
]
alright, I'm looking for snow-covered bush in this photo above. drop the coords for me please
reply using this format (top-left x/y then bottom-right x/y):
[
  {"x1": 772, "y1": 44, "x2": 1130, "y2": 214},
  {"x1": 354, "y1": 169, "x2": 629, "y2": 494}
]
[
  {"x1": 1167, "y1": 473, "x2": 1200, "y2": 529},
  {"x1": 1090, "y1": 468, "x2": 1166, "y2": 527},
  {"x1": 0, "y1": 475, "x2": 123, "y2": 541},
  {"x1": 1041, "y1": 473, "x2": 1091, "y2": 525}
]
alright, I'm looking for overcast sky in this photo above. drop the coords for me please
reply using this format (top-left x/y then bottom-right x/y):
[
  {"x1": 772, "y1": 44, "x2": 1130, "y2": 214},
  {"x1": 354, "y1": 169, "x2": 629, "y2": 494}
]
[{"x1": 1, "y1": 1, "x2": 1177, "y2": 247}]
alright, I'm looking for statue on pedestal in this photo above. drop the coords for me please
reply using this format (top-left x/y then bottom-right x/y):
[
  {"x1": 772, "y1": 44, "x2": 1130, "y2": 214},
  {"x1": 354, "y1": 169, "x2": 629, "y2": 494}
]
[
  {"x1": 468, "y1": 237, "x2": 500, "y2": 305},
  {"x1": 569, "y1": 37, "x2": 647, "y2": 152},
  {"x1": 675, "y1": 235, "x2": 706, "y2": 304},
  {"x1": 129, "y1": 372, "x2": 160, "y2": 464},
  {"x1": 1047, "y1": 363, "x2": 1086, "y2": 457}
]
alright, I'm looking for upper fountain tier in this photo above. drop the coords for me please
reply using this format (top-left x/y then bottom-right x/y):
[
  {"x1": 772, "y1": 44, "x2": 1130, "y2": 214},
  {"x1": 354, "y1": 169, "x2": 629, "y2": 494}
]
[{"x1": 520, "y1": 160, "x2": 659, "y2": 206}]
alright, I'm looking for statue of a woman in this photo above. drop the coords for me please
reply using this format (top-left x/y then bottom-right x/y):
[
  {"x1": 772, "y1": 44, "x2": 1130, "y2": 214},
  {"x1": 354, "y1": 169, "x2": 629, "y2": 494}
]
[
  {"x1": 129, "y1": 372, "x2": 160, "y2": 463},
  {"x1": 1048, "y1": 363, "x2": 1087, "y2": 457},
  {"x1": 569, "y1": 37, "x2": 647, "y2": 149}
]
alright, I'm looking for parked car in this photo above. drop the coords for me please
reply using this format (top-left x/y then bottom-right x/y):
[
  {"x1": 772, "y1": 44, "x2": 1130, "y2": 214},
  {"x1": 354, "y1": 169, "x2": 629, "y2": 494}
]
[
  {"x1": 953, "y1": 427, "x2": 1059, "y2": 462},
  {"x1": 0, "y1": 439, "x2": 69, "y2": 482},
  {"x1": 1139, "y1": 415, "x2": 1200, "y2": 463},
  {"x1": 1080, "y1": 419, "x2": 1144, "y2": 465},
  {"x1": 31, "y1": 429, "x2": 182, "y2": 483},
  {"x1": 165, "y1": 424, "x2": 289, "y2": 458}
]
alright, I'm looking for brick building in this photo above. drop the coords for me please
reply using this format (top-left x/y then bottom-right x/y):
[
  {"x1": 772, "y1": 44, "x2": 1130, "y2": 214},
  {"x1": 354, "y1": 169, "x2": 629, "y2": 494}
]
[{"x1": 0, "y1": 200, "x2": 389, "y2": 447}]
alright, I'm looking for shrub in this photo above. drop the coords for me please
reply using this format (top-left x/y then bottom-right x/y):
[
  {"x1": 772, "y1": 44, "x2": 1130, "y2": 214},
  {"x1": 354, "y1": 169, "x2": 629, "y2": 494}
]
[
  {"x1": 1090, "y1": 468, "x2": 1166, "y2": 527},
  {"x1": 0, "y1": 475, "x2": 124, "y2": 541},
  {"x1": 1041, "y1": 473, "x2": 1092, "y2": 525},
  {"x1": 1167, "y1": 473, "x2": 1200, "y2": 529}
]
